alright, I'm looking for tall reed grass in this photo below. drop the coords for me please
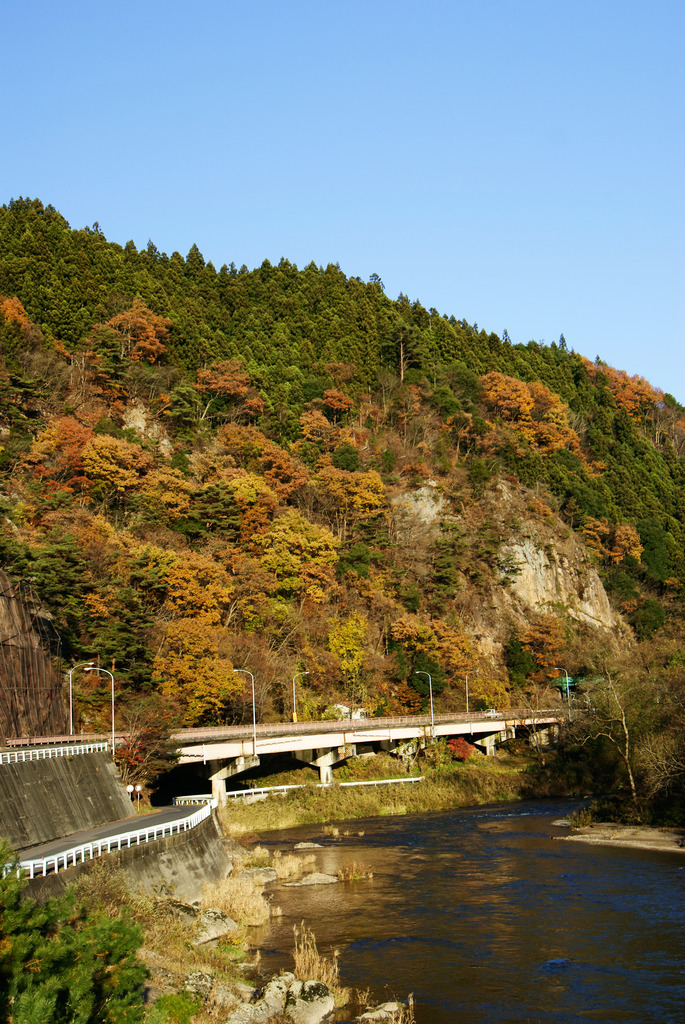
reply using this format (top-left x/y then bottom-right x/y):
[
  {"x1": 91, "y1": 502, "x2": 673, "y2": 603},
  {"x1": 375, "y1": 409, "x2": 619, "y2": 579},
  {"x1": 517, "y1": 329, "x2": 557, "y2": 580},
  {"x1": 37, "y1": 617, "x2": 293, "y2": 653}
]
[{"x1": 292, "y1": 921, "x2": 347, "y2": 1004}]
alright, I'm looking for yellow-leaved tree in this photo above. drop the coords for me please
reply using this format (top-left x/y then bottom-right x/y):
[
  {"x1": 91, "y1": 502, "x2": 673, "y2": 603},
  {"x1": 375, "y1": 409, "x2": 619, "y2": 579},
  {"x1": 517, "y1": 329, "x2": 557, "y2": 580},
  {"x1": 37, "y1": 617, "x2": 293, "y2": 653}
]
[
  {"x1": 153, "y1": 615, "x2": 238, "y2": 724},
  {"x1": 82, "y1": 435, "x2": 153, "y2": 495},
  {"x1": 328, "y1": 613, "x2": 369, "y2": 711},
  {"x1": 258, "y1": 510, "x2": 339, "y2": 603}
]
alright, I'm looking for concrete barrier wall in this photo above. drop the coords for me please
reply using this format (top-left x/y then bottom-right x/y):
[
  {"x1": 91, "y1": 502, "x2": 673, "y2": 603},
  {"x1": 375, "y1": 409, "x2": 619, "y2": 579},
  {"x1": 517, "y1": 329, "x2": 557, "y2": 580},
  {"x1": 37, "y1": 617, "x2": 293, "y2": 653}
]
[
  {"x1": 23, "y1": 813, "x2": 233, "y2": 904},
  {"x1": 0, "y1": 752, "x2": 134, "y2": 850}
]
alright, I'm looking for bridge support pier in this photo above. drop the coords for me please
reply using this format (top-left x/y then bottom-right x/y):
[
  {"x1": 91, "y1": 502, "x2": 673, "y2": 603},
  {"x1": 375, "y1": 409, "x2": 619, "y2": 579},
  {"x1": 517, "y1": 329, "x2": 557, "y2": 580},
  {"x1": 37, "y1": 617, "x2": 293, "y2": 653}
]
[
  {"x1": 475, "y1": 732, "x2": 498, "y2": 757},
  {"x1": 209, "y1": 755, "x2": 260, "y2": 805},
  {"x1": 294, "y1": 745, "x2": 355, "y2": 784},
  {"x1": 533, "y1": 724, "x2": 559, "y2": 748}
]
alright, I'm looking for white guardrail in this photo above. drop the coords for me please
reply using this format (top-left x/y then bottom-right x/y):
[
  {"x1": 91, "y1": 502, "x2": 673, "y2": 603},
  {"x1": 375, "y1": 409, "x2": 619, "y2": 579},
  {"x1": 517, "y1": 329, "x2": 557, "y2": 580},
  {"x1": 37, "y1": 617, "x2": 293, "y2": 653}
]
[
  {"x1": 0, "y1": 742, "x2": 109, "y2": 765},
  {"x1": 5, "y1": 801, "x2": 216, "y2": 880},
  {"x1": 174, "y1": 776, "x2": 425, "y2": 804}
]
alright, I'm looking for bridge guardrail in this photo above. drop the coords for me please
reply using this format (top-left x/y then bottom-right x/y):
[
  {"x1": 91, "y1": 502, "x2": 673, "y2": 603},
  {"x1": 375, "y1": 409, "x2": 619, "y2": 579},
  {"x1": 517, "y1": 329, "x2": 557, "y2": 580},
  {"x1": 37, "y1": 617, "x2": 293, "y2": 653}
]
[
  {"x1": 171, "y1": 708, "x2": 562, "y2": 745},
  {"x1": 2, "y1": 708, "x2": 563, "y2": 752},
  {"x1": 4, "y1": 802, "x2": 217, "y2": 880},
  {"x1": 0, "y1": 742, "x2": 109, "y2": 765}
]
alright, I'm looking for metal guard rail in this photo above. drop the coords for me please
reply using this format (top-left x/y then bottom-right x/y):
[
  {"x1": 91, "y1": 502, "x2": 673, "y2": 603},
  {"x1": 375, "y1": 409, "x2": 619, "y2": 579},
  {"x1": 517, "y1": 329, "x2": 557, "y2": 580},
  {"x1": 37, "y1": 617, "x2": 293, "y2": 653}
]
[
  {"x1": 172, "y1": 708, "x2": 562, "y2": 743},
  {"x1": 0, "y1": 742, "x2": 109, "y2": 765},
  {"x1": 5, "y1": 801, "x2": 216, "y2": 880},
  {"x1": 4, "y1": 708, "x2": 563, "y2": 750},
  {"x1": 174, "y1": 776, "x2": 425, "y2": 803}
]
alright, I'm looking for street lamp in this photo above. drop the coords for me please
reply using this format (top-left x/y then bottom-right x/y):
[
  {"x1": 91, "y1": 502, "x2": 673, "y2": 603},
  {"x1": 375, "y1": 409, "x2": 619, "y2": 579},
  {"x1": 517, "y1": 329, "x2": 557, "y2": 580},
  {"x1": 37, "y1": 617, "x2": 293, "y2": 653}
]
[
  {"x1": 135, "y1": 784, "x2": 142, "y2": 810},
  {"x1": 415, "y1": 671, "x2": 434, "y2": 737},
  {"x1": 84, "y1": 666, "x2": 115, "y2": 754},
  {"x1": 292, "y1": 671, "x2": 309, "y2": 723},
  {"x1": 465, "y1": 669, "x2": 479, "y2": 714},
  {"x1": 555, "y1": 667, "x2": 572, "y2": 720},
  {"x1": 234, "y1": 668, "x2": 257, "y2": 755},
  {"x1": 67, "y1": 661, "x2": 94, "y2": 735}
]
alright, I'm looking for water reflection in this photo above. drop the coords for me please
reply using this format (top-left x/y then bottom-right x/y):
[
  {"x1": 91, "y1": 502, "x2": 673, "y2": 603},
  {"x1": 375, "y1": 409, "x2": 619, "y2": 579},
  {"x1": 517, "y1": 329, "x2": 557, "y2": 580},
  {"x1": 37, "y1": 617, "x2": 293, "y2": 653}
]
[{"x1": 250, "y1": 802, "x2": 685, "y2": 1023}]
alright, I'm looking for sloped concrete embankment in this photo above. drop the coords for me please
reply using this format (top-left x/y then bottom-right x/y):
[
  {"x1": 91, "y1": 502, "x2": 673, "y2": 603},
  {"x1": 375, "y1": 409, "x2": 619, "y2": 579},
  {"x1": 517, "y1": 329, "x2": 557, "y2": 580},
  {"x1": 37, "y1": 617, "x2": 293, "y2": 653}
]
[{"x1": 0, "y1": 752, "x2": 132, "y2": 849}]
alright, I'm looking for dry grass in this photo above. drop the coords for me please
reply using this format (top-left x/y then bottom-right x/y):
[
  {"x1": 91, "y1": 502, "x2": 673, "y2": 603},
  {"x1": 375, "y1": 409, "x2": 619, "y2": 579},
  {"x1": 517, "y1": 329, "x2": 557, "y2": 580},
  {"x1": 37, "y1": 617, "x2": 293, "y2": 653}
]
[
  {"x1": 244, "y1": 843, "x2": 271, "y2": 867},
  {"x1": 73, "y1": 862, "x2": 252, "y2": 1006},
  {"x1": 397, "y1": 994, "x2": 416, "y2": 1023},
  {"x1": 292, "y1": 921, "x2": 348, "y2": 1005},
  {"x1": 218, "y1": 763, "x2": 531, "y2": 836},
  {"x1": 336, "y1": 860, "x2": 373, "y2": 882},
  {"x1": 201, "y1": 875, "x2": 271, "y2": 926},
  {"x1": 272, "y1": 849, "x2": 316, "y2": 879}
]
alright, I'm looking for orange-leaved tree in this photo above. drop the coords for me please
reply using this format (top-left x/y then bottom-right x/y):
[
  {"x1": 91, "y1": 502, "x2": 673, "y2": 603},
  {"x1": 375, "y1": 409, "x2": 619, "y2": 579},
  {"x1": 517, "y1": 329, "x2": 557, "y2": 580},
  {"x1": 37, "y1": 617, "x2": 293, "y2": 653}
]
[
  {"x1": 514, "y1": 614, "x2": 567, "y2": 678},
  {"x1": 105, "y1": 298, "x2": 171, "y2": 363},
  {"x1": 197, "y1": 359, "x2": 263, "y2": 421},
  {"x1": 23, "y1": 416, "x2": 96, "y2": 491},
  {"x1": 480, "y1": 372, "x2": 584, "y2": 457}
]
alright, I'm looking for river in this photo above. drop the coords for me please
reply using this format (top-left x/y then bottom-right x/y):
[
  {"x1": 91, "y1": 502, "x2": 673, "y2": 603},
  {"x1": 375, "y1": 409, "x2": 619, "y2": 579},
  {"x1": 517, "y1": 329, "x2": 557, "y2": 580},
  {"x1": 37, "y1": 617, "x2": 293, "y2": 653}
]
[{"x1": 249, "y1": 800, "x2": 684, "y2": 1023}]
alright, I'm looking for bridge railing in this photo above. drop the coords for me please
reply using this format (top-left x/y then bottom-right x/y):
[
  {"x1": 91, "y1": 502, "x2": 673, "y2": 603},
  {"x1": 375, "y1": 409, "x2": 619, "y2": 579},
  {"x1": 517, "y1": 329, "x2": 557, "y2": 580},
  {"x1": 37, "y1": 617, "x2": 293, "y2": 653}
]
[
  {"x1": 0, "y1": 742, "x2": 109, "y2": 765},
  {"x1": 4, "y1": 802, "x2": 217, "y2": 880},
  {"x1": 2, "y1": 708, "x2": 563, "y2": 752},
  {"x1": 171, "y1": 708, "x2": 562, "y2": 744}
]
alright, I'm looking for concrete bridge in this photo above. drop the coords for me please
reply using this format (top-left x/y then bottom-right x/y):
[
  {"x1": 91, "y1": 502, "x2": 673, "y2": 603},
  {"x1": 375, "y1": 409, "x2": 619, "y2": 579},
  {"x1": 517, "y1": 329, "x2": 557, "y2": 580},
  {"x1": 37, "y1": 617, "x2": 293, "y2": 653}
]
[{"x1": 171, "y1": 708, "x2": 561, "y2": 803}]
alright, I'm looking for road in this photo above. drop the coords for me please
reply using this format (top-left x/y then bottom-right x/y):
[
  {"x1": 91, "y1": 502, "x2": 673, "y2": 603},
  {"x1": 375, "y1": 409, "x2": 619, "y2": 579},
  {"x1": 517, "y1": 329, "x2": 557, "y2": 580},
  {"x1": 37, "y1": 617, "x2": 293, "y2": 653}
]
[{"x1": 16, "y1": 805, "x2": 193, "y2": 861}]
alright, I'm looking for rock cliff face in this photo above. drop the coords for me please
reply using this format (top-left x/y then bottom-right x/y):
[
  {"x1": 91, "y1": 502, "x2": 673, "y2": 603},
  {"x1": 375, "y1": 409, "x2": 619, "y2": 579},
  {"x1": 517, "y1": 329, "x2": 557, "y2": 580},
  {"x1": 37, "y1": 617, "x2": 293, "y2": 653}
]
[
  {"x1": 493, "y1": 534, "x2": 617, "y2": 630},
  {"x1": 391, "y1": 476, "x2": 623, "y2": 669},
  {"x1": 0, "y1": 570, "x2": 65, "y2": 739}
]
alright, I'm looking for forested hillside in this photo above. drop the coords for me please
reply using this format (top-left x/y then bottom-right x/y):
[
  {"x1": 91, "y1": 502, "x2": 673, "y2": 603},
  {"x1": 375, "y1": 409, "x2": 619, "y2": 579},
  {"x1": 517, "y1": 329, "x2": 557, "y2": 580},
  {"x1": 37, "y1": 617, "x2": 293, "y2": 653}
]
[{"x1": 1, "y1": 198, "x2": 684, "y2": 809}]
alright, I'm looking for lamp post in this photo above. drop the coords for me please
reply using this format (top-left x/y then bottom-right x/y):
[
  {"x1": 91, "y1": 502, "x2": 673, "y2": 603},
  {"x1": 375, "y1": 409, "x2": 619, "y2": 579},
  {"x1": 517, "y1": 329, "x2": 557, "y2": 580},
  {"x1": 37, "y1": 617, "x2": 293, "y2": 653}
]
[
  {"x1": 84, "y1": 666, "x2": 115, "y2": 754},
  {"x1": 67, "y1": 661, "x2": 94, "y2": 735},
  {"x1": 234, "y1": 668, "x2": 257, "y2": 755},
  {"x1": 292, "y1": 671, "x2": 309, "y2": 723},
  {"x1": 415, "y1": 671, "x2": 434, "y2": 737},
  {"x1": 465, "y1": 669, "x2": 479, "y2": 714},
  {"x1": 135, "y1": 784, "x2": 142, "y2": 810},
  {"x1": 555, "y1": 667, "x2": 572, "y2": 720}
]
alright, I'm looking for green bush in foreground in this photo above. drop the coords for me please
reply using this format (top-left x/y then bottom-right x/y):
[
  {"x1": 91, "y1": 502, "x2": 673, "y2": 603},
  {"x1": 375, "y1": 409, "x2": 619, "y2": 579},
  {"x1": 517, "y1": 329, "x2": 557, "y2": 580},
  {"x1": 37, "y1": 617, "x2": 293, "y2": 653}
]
[{"x1": 0, "y1": 843, "x2": 147, "y2": 1024}]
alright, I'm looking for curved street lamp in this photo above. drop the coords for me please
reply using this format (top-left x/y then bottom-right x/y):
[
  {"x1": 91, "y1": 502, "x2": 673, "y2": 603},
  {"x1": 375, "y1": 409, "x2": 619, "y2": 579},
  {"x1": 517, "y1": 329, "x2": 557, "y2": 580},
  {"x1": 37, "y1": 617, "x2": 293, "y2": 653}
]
[
  {"x1": 415, "y1": 670, "x2": 434, "y2": 737},
  {"x1": 292, "y1": 670, "x2": 309, "y2": 723},
  {"x1": 465, "y1": 669, "x2": 479, "y2": 714},
  {"x1": 84, "y1": 666, "x2": 115, "y2": 754},
  {"x1": 234, "y1": 668, "x2": 257, "y2": 755},
  {"x1": 67, "y1": 661, "x2": 94, "y2": 735}
]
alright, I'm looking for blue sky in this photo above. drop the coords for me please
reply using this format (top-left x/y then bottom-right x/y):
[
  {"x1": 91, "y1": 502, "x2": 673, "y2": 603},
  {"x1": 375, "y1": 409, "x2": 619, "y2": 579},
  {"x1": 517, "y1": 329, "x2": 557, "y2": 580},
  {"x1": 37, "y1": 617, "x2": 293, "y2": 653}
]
[{"x1": 3, "y1": 0, "x2": 683, "y2": 400}]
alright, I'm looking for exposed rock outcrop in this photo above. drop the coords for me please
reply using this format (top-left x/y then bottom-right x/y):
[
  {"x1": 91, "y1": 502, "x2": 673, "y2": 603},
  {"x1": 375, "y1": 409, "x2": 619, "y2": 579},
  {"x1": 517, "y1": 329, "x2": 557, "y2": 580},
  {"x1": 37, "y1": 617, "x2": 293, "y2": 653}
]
[
  {"x1": 494, "y1": 534, "x2": 616, "y2": 630},
  {"x1": 224, "y1": 973, "x2": 334, "y2": 1024}
]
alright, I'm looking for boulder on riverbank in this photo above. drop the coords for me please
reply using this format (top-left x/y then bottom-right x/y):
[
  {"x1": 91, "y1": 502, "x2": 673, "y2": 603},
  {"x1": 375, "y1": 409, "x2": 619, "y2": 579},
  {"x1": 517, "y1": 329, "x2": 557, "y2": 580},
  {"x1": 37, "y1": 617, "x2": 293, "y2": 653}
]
[
  {"x1": 223, "y1": 972, "x2": 334, "y2": 1024},
  {"x1": 357, "y1": 1002, "x2": 406, "y2": 1021}
]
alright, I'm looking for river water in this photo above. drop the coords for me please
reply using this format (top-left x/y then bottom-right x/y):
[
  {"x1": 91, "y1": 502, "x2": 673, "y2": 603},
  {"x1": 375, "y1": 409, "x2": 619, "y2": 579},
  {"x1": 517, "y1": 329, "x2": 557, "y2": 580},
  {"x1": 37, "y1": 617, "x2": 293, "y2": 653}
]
[{"x1": 250, "y1": 801, "x2": 685, "y2": 1024}]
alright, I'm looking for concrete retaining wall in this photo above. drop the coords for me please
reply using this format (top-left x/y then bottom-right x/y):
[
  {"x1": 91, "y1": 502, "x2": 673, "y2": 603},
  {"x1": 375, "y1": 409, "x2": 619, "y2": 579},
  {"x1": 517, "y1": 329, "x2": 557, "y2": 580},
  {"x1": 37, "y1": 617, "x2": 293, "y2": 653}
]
[
  {"x1": 23, "y1": 812, "x2": 234, "y2": 904},
  {"x1": 0, "y1": 752, "x2": 136, "y2": 851}
]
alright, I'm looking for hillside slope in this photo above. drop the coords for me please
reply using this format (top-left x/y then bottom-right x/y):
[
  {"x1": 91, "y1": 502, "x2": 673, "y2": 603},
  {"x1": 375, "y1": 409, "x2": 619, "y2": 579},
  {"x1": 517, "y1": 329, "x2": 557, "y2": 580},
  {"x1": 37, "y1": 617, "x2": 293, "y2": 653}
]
[{"x1": 0, "y1": 199, "x2": 683, "y2": 762}]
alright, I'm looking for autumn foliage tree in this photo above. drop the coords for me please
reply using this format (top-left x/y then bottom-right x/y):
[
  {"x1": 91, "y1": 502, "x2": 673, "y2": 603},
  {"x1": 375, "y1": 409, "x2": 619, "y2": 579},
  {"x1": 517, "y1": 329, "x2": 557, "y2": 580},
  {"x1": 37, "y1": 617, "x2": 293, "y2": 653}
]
[
  {"x1": 104, "y1": 298, "x2": 171, "y2": 363},
  {"x1": 480, "y1": 372, "x2": 584, "y2": 457}
]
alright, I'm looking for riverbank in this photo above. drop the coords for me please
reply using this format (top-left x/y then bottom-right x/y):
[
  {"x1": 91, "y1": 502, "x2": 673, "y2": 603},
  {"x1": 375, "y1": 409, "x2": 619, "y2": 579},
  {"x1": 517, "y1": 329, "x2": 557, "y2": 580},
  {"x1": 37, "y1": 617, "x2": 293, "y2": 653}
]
[
  {"x1": 218, "y1": 752, "x2": 556, "y2": 836},
  {"x1": 558, "y1": 822, "x2": 685, "y2": 854}
]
